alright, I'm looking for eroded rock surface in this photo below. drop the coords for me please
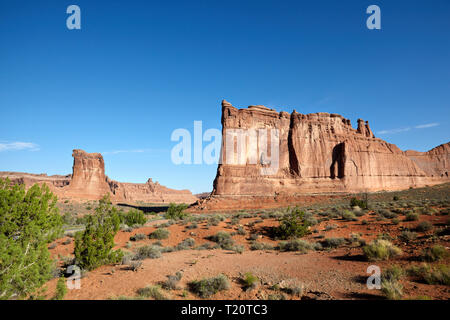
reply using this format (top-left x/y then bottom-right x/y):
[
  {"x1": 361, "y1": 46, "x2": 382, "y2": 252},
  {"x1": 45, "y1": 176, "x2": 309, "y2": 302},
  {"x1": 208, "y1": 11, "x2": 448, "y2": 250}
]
[
  {"x1": 0, "y1": 149, "x2": 197, "y2": 204},
  {"x1": 195, "y1": 100, "x2": 449, "y2": 210}
]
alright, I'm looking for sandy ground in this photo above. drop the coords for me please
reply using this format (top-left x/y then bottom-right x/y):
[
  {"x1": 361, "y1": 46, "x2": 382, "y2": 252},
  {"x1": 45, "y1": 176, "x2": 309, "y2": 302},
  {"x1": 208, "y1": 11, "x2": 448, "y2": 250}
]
[{"x1": 45, "y1": 205, "x2": 450, "y2": 300}]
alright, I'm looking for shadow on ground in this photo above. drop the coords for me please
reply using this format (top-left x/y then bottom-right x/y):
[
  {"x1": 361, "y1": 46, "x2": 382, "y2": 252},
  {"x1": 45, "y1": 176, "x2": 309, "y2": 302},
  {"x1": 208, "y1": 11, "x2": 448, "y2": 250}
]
[{"x1": 117, "y1": 203, "x2": 169, "y2": 214}]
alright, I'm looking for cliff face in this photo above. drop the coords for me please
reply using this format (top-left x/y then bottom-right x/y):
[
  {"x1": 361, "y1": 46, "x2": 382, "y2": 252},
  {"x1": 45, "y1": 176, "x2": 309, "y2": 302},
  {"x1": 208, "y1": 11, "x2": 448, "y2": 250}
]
[
  {"x1": 0, "y1": 149, "x2": 197, "y2": 204},
  {"x1": 212, "y1": 100, "x2": 450, "y2": 197},
  {"x1": 67, "y1": 150, "x2": 111, "y2": 199}
]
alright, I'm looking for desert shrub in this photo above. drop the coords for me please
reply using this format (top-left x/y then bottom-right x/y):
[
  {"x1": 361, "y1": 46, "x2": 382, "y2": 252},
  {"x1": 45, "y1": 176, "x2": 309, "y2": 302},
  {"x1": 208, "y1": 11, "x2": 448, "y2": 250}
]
[
  {"x1": 250, "y1": 241, "x2": 273, "y2": 251},
  {"x1": 378, "y1": 209, "x2": 397, "y2": 219},
  {"x1": 137, "y1": 285, "x2": 167, "y2": 300},
  {"x1": 322, "y1": 237, "x2": 346, "y2": 248},
  {"x1": 392, "y1": 218, "x2": 400, "y2": 225},
  {"x1": 52, "y1": 277, "x2": 67, "y2": 300},
  {"x1": 130, "y1": 233, "x2": 146, "y2": 241},
  {"x1": 405, "y1": 212, "x2": 419, "y2": 221},
  {"x1": 268, "y1": 293, "x2": 286, "y2": 300},
  {"x1": 185, "y1": 222, "x2": 198, "y2": 230},
  {"x1": 421, "y1": 245, "x2": 448, "y2": 262},
  {"x1": 0, "y1": 180, "x2": 63, "y2": 300},
  {"x1": 120, "y1": 224, "x2": 133, "y2": 232},
  {"x1": 236, "y1": 226, "x2": 246, "y2": 235},
  {"x1": 325, "y1": 224, "x2": 338, "y2": 231},
  {"x1": 74, "y1": 195, "x2": 124, "y2": 271},
  {"x1": 134, "y1": 245, "x2": 162, "y2": 260},
  {"x1": 231, "y1": 244, "x2": 245, "y2": 254},
  {"x1": 393, "y1": 196, "x2": 399, "y2": 201},
  {"x1": 341, "y1": 210, "x2": 357, "y2": 221},
  {"x1": 353, "y1": 206, "x2": 365, "y2": 217},
  {"x1": 242, "y1": 272, "x2": 259, "y2": 291},
  {"x1": 230, "y1": 217, "x2": 240, "y2": 225},
  {"x1": 304, "y1": 212, "x2": 319, "y2": 225},
  {"x1": 162, "y1": 271, "x2": 183, "y2": 290},
  {"x1": 408, "y1": 264, "x2": 450, "y2": 285},
  {"x1": 127, "y1": 261, "x2": 142, "y2": 271},
  {"x1": 122, "y1": 209, "x2": 146, "y2": 226},
  {"x1": 416, "y1": 221, "x2": 432, "y2": 232},
  {"x1": 249, "y1": 233, "x2": 260, "y2": 241},
  {"x1": 165, "y1": 203, "x2": 189, "y2": 220},
  {"x1": 278, "y1": 239, "x2": 315, "y2": 252},
  {"x1": 195, "y1": 243, "x2": 216, "y2": 250},
  {"x1": 381, "y1": 279, "x2": 403, "y2": 300},
  {"x1": 398, "y1": 230, "x2": 417, "y2": 242},
  {"x1": 350, "y1": 197, "x2": 367, "y2": 209},
  {"x1": 382, "y1": 265, "x2": 404, "y2": 282},
  {"x1": 284, "y1": 285, "x2": 304, "y2": 297},
  {"x1": 363, "y1": 240, "x2": 402, "y2": 261},
  {"x1": 176, "y1": 238, "x2": 196, "y2": 250},
  {"x1": 207, "y1": 216, "x2": 221, "y2": 226},
  {"x1": 188, "y1": 274, "x2": 230, "y2": 298},
  {"x1": 208, "y1": 231, "x2": 235, "y2": 250},
  {"x1": 149, "y1": 228, "x2": 170, "y2": 240},
  {"x1": 273, "y1": 207, "x2": 311, "y2": 240}
]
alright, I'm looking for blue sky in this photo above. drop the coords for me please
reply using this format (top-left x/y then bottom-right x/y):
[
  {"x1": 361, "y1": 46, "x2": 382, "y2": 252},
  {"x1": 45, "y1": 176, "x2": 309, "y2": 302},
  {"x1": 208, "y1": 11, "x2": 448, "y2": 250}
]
[{"x1": 0, "y1": 0, "x2": 449, "y2": 193}]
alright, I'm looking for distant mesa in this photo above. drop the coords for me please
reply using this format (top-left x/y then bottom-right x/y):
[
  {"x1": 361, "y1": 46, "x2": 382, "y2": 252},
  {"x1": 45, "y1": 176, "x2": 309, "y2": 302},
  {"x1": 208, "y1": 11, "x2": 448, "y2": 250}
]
[
  {"x1": 0, "y1": 149, "x2": 197, "y2": 204},
  {"x1": 193, "y1": 100, "x2": 450, "y2": 211}
]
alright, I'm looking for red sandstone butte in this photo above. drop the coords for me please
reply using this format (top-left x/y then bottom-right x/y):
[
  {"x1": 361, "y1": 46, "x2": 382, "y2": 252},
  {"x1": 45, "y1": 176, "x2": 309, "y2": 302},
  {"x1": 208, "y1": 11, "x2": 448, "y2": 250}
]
[
  {"x1": 193, "y1": 100, "x2": 449, "y2": 211},
  {"x1": 0, "y1": 149, "x2": 197, "y2": 204}
]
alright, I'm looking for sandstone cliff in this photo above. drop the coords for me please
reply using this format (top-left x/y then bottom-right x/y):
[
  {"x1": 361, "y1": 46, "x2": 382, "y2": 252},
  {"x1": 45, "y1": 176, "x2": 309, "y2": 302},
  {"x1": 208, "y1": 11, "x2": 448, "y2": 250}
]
[
  {"x1": 211, "y1": 100, "x2": 449, "y2": 198},
  {"x1": 0, "y1": 149, "x2": 197, "y2": 204}
]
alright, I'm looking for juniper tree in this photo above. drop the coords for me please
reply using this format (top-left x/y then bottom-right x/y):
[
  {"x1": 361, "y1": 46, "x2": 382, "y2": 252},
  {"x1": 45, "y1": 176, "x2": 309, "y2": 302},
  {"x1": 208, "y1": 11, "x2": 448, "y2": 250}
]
[
  {"x1": 74, "y1": 194, "x2": 123, "y2": 270},
  {"x1": 0, "y1": 179, "x2": 62, "y2": 300}
]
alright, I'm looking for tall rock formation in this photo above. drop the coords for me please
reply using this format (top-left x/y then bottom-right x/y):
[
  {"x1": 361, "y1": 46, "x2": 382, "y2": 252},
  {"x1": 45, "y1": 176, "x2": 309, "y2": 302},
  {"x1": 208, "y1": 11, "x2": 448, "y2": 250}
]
[
  {"x1": 67, "y1": 150, "x2": 111, "y2": 199},
  {"x1": 0, "y1": 149, "x2": 197, "y2": 204},
  {"x1": 210, "y1": 100, "x2": 449, "y2": 199}
]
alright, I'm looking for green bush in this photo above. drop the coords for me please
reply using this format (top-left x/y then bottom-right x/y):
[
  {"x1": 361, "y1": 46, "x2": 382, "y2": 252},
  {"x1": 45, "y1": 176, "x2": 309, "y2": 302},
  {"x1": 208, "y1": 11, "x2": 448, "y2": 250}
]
[
  {"x1": 149, "y1": 228, "x2": 170, "y2": 240},
  {"x1": 250, "y1": 241, "x2": 273, "y2": 251},
  {"x1": 175, "y1": 238, "x2": 196, "y2": 250},
  {"x1": 130, "y1": 233, "x2": 146, "y2": 241},
  {"x1": 341, "y1": 210, "x2": 357, "y2": 221},
  {"x1": 162, "y1": 272, "x2": 183, "y2": 290},
  {"x1": 408, "y1": 264, "x2": 450, "y2": 285},
  {"x1": 134, "y1": 245, "x2": 162, "y2": 260},
  {"x1": 278, "y1": 239, "x2": 315, "y2": 252},
  {"x1": 208, "y1": 231, "x2": 235, "y2": 250},
  {"x1": 421, "y1": 245, "x2": 448, "y2": 262},
  {"x1": 165, "y1": 203, "x2": 189, "y2": 220},
  {"x1": 0, "y1": 180, "x2": 63, "y2": 300},
  {"x1": 123, "y1": 209, "x2": 146, "y2": 226},
  {"x1": 398, "y1": 230, "x2": 417, "y2": 242},
  {"x1": 322, "y1": 237, "x2": 346, "y2": 248},
  {"x1": 405, "y1": 212, "x2": 419, "y2": 221},
  {"x1": 74, "y1": 195, "x2": 124, "y2": 271},
  {"x1": 242, "y1": 272, "x2": 259, "y2": 291},
  {"x1": 382, "y1": 265, "x2": 404, "y2": 282},
  {"x1": 188, "y1": 274, "x2": 230, "y2": 298},
  {"x1": 274, "y1": 207, "x2": 311, "y2": 240},
  {"x1": 363, "y1": 240, "x2": 402, "y2": 261},
  {"x1": 137, "y1": 285, "x2": 167, "y2": 300},
  {"x1": 381, "y1": 279, "x2": 403, "y2": 300},
  {"x1": 53, "y1": 277, "x2": 67, "y2": 300},
  {"x1": 416, "y1": 221, "x2": 432, "y2": 232},
  {"x1": 350, "y1": 197, "x2": 367, "y2": 209}
]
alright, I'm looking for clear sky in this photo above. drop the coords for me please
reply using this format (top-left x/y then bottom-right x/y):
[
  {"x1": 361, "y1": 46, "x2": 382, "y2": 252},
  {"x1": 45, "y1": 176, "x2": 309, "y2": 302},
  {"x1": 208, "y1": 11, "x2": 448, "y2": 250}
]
[{"x1": 1, "y1": 0, "x2": 449, "y2": 194}]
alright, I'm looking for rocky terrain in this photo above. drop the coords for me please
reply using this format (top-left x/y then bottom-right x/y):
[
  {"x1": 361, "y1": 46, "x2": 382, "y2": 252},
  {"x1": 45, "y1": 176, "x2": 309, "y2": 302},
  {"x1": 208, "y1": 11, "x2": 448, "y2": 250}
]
[
  {"x1": 0, "y1": 149, "x2": 197, "y2": 204},
  {"x1": 44, "y1": 183, "x2": 450, "y2": 300}
]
